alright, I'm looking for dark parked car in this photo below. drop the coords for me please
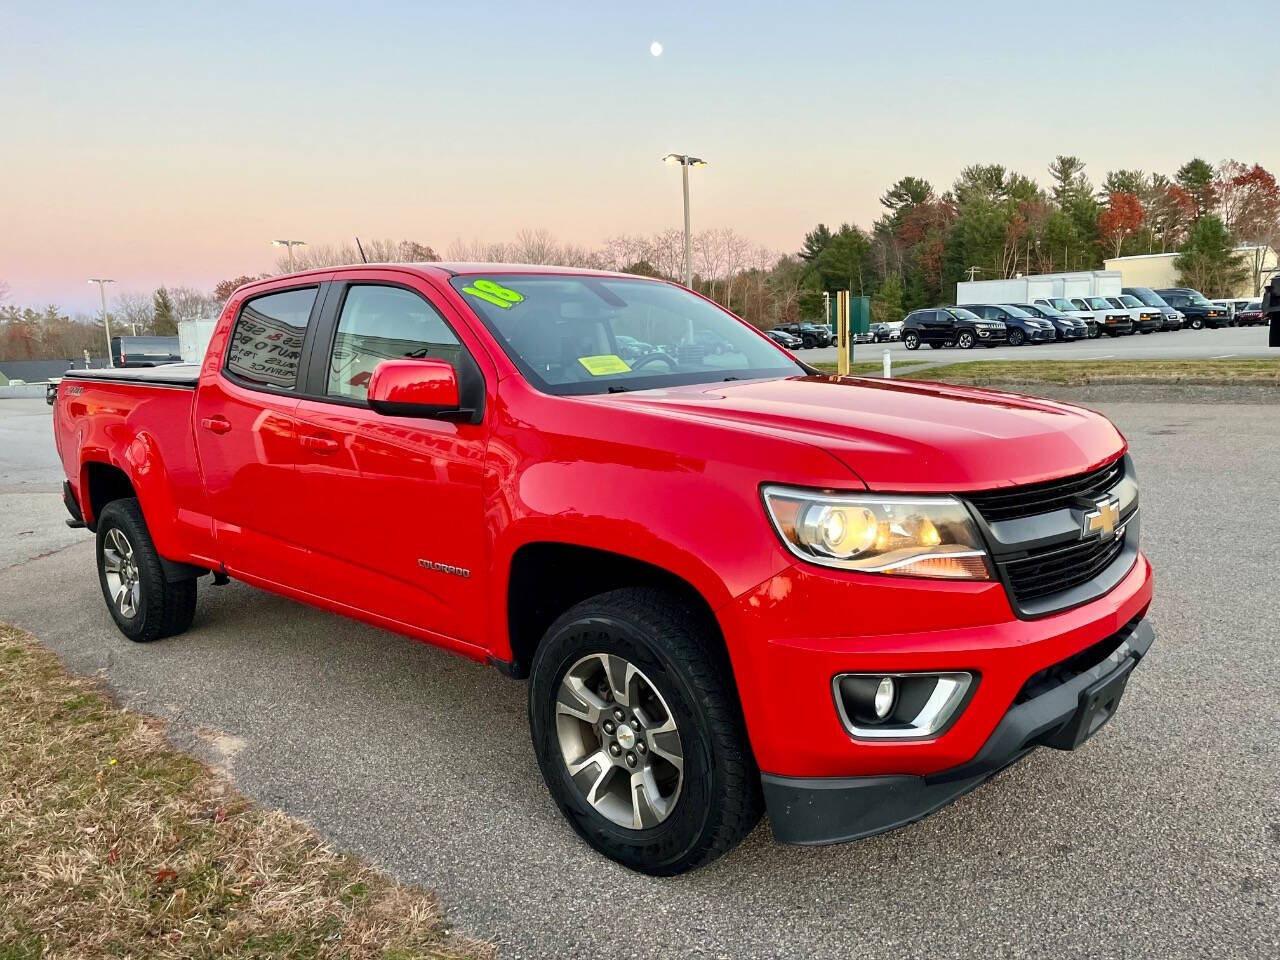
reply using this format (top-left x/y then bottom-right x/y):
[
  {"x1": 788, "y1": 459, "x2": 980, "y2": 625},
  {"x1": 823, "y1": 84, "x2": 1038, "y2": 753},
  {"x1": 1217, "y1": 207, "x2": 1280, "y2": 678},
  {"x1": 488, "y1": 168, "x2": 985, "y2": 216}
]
[
  {"x1": 1013, "y1": 303, "x2": 1088, "y2": 340},
  {"x1": 966, "y1": 304, "x2": 1057, "y2": 346},
  {"x1": 901, "y1": 306, "x2": 1006, "y2": 350},
  {"x1": 1234, "y1": 300, "x2": 1265, "y2": 326},
  {"x1": 765, "y1": 328, "x2": 803, "y2": 349},
  {"x1": 1123, "y1": 287, "x2": 1182, "y2": 331},
  {"x1": 1154, "y1": 288, "x2": 1230, "y2": 329},
  {"x1": 870, "y1": 322, "x2": 902, "y2": 342},
  {"x1": 774, "y1": 322, "x2": 832, "y2": 348},
  {"x1": 110, "y1": 336, "x2": 182, "y2": 368}
]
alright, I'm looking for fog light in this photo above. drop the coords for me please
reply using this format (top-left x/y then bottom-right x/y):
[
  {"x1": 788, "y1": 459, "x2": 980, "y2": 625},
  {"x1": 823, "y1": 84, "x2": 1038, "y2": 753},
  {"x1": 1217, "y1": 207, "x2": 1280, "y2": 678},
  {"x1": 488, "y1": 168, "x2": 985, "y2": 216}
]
[{"x1": 874, "y1": 677, "x2": 896, "y2": 718}]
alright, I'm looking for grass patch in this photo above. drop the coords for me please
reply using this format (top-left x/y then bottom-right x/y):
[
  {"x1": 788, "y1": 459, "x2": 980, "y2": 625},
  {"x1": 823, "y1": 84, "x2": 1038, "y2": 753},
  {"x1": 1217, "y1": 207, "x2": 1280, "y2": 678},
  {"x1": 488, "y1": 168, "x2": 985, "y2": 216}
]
[
  {"x1": 813, "y1": 357, "x2": 1280, "y2": 385},
  {"x1": 0, "y1": 623, "x2": 490, "y2": 960}
]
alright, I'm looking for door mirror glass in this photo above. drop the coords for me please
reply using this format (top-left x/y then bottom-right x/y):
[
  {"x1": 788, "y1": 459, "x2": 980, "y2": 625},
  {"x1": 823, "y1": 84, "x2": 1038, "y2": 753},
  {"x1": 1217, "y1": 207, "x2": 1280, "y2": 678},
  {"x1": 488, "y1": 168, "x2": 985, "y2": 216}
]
[{"x1": 367, "y1": 359, "x2": 462, "y2": 418}]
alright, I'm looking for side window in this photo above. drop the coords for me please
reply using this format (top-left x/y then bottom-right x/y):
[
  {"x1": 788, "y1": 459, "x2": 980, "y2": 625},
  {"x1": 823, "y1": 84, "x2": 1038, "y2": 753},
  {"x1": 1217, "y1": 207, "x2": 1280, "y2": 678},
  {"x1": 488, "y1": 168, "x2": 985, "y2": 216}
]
[
  {"x1": 327, "y1": 285, "x2": 462, "y2": 401},
  {"x1": 226, "y1": 287, "x2": 317, "y2": 390}
]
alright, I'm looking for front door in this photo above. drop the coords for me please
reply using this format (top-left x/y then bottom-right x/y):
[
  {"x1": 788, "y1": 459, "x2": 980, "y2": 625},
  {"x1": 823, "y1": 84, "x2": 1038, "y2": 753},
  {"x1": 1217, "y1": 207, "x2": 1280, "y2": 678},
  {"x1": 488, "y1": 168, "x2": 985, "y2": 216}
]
[
  {"x1": 193, "y1": 282, "x2": 327, "y2": 586},
  {"x1": 291, "y1": 273, "x2": 492, "y2": 647}
]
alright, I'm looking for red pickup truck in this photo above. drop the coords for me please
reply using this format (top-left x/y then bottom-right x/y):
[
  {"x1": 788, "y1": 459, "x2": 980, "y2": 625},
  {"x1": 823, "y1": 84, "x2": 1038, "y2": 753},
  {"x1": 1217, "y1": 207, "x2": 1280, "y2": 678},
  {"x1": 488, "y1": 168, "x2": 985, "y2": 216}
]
[{"x1": 53, "y1": 264, "x2": 1154, "y2": 875}]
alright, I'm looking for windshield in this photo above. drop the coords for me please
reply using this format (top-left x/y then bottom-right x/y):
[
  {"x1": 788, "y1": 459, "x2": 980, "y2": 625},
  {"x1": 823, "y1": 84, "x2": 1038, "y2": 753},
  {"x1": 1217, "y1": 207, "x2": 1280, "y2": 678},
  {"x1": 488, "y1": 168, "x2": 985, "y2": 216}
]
[
  {"x1": 1019, "y1": 303, "x2": 1064, "y2": 318},
  {"x1": 450, "y1": 274, "x2": 804, "y2": 395},
  {"x1": 944, "y1": 307, "x2": 981, "y2": 320},
  {"x1": 1087, "y1": 297, "x2": 1113, "y2": 309},
  {"x1": 1118, "y1": 295, "x2": 1143, "y2": 308},
  {"x1": 1127, "y1": 288, "x2": 1168, "y2": 308},
  {"x1": 1186, "y1": 291, "x2": 1212, "y2": 306},
  {"x1": 1049, "y1": 298, "x2": 1076, "y2": 310},
  {"x1": 999, "y1": 305, "x2": 1033, "y2": 318}
]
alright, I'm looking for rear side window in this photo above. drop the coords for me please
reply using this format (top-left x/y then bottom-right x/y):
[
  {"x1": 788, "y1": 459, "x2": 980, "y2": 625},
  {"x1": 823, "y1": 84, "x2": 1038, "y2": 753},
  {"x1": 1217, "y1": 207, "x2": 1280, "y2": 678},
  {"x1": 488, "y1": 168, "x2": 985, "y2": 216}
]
[
  {"x1": 327, "y1": 285, "x2": 462, "y2": 402},
  {"x1": 226, "y1": 288, "x2": 317, "y2": 390}
]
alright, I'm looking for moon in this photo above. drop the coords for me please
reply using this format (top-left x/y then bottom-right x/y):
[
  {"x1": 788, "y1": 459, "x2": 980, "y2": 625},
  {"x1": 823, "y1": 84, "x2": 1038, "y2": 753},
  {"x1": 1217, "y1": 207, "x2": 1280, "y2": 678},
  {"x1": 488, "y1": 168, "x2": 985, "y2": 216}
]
[{"x1": 650, "y1": 41, "x2": 663, "y2": 57}]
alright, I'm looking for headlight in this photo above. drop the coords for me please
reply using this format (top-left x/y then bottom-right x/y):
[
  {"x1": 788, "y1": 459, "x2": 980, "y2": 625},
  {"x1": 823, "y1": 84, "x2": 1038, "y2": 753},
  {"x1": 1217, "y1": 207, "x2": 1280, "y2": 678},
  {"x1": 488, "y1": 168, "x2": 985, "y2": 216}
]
[{"x1": 762, "y1": 486, "x2": 991, "y2": 579}]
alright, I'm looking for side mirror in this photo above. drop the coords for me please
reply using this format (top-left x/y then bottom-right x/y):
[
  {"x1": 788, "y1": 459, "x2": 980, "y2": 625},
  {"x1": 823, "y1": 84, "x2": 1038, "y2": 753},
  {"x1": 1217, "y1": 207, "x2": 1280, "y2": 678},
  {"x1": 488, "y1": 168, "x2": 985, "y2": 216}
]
[{"x1": 367, "y1": 358, "x2": 465, "y2": 419}]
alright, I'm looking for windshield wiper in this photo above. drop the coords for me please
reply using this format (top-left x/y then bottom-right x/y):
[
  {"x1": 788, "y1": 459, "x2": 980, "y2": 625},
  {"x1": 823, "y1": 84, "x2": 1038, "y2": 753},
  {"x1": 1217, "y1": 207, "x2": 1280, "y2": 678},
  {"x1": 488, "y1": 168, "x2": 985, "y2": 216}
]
[{"x1": 606, "y1": 385, "x2": 631, "y2": 393}]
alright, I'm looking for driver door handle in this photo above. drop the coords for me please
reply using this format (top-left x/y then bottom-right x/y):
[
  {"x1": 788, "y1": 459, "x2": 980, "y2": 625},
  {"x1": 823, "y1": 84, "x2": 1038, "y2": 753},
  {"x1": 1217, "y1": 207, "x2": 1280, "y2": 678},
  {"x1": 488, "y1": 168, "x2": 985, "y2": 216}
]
[
  {"x1": 200, "y1": 416, "x2": 232, "y2": 435},
  {"x1": 300, "y1": 434, "x2": 339, "y2": 454}
]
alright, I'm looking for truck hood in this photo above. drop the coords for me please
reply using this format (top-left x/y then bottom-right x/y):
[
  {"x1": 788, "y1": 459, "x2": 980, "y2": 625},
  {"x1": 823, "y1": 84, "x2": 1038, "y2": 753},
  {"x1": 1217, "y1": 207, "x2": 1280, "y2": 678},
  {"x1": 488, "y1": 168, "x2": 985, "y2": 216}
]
[{"x1": 601, "y1": 375, "x2": 1125, "y2": 492}]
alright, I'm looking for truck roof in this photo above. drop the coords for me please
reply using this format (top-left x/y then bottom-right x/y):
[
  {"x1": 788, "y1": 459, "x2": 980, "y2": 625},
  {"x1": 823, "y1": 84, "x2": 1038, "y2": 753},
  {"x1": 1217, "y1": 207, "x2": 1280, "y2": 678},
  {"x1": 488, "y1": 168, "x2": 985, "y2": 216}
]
[{"x1": 234, "y1": 262, "x2": 650, "y2": 298}]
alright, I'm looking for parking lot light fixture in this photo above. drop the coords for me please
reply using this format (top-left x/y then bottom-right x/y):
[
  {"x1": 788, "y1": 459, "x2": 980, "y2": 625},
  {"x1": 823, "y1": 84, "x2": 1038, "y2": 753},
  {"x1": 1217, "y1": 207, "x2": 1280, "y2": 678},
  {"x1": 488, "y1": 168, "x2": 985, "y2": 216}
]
[
  {"x1": 271, "y1": 239, "x2": 307, "y2": 272},
  {"x1": 88, "y1": 278, "x2": 115, "y2": 367},
  {"x1": 662, "y1": 154, "x2": 707, "y2": 287}
]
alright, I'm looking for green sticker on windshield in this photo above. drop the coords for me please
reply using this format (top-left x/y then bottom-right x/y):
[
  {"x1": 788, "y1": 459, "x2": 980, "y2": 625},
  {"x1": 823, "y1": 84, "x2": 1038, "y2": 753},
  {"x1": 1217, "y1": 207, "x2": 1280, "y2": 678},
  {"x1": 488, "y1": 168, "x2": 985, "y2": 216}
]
[
  {"x1": 462, "y1": 279, "x2": 525, "y2": 309},
  {"x1": 578, "y1": 354, "x2": 631, "y2": 376}
]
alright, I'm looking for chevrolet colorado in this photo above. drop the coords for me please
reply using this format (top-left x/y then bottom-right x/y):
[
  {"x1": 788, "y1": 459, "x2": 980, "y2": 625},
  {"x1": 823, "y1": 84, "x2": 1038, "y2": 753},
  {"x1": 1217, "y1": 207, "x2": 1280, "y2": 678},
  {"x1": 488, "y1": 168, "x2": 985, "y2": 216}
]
[{"x1": 53, "y1": 264, "x2": 1155, "y2": 875}]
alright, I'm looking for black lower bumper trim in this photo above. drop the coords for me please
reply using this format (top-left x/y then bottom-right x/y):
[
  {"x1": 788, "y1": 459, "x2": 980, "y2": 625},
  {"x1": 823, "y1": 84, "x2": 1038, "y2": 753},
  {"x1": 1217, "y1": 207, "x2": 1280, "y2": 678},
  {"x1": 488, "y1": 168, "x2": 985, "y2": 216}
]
[{"x1": 763, "y1": 619, "x2": 1155, "y2": 846}]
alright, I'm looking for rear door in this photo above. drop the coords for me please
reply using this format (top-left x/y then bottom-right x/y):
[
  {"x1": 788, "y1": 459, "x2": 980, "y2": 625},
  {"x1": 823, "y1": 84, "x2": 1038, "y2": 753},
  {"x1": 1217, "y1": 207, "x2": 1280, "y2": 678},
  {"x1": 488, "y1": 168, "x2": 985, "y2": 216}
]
[
  {"x1": 290, "y1": 271, "x2": 493, "y2": 647},
  {"x1": 193, "y1": 281, "x2": 329, "y2": 585}
]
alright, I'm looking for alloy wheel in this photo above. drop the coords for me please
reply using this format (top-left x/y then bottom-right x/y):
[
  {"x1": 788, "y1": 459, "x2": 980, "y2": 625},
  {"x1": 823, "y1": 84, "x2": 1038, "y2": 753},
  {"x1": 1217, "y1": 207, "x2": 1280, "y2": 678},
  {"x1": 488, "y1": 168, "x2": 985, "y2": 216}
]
[
  {"x1": 102, "y1": 528, "x2": 141, "y2": 618},
  {"x1": 555, "y1": 653, "x2": 685, "y2": 830}
]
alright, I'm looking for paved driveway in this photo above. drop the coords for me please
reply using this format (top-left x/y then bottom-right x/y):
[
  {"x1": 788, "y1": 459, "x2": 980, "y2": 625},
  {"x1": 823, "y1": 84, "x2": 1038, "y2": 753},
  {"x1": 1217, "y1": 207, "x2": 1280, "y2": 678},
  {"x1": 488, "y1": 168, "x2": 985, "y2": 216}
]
[{"x1": 1, "y1": 394, "x2": 1276, "y2": 959}]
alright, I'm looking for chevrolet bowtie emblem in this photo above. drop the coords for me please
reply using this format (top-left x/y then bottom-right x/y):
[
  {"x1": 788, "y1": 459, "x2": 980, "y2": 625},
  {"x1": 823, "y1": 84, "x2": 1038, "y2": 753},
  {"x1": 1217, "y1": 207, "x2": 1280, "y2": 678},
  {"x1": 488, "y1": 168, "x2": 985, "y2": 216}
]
[{"x1": 1082, "y1": 496, "x2": 1121, "y2": 540}]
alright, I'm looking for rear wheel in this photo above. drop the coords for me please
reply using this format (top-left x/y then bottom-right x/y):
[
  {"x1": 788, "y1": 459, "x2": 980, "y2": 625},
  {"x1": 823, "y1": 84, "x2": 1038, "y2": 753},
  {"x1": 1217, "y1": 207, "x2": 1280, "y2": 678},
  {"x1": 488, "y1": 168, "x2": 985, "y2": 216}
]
[
  {"x1": 903, "y1": 331, "x2": 920, "y2": 350},
  {"x1": 96, "y1": 499, "x2": 197, "y2": 643},
  {"x1": 529, "y1": 588, "x2": 761, "y2": 875}
]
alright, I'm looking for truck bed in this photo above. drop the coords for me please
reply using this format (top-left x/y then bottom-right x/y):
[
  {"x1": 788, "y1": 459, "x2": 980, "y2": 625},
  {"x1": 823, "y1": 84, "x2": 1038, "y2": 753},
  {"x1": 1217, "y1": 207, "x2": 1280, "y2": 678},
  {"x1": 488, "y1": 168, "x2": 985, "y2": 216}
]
[{"x1": 62, "y1": 364, "x2": 200, "y2": 388}]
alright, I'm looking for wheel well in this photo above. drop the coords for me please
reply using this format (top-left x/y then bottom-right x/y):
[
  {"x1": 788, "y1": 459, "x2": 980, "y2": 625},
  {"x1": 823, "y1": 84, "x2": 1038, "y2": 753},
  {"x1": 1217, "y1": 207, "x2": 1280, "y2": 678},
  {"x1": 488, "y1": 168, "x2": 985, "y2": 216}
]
[
  {"x1": 84, "y1": 462, "x2": 136, "y2": 529},
  {"x1": 505, "y1": 543, "x2": 725, "y2": 679}
]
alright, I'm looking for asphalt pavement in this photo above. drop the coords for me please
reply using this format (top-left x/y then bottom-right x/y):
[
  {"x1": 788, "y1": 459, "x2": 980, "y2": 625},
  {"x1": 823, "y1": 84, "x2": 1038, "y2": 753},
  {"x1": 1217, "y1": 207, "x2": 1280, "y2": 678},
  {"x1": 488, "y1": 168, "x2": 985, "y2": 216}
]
[
  {"x1": 1, "y1": 395, "x2": 1276, "y2": 959},
  {"x1": 805, "y1": 322, "x2": 1273, "y2": 366}
]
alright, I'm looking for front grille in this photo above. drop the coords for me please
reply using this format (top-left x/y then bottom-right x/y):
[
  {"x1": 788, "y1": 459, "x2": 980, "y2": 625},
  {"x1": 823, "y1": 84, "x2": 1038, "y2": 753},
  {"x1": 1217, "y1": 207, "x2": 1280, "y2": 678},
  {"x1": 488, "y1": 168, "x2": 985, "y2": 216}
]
[
  {"x1": 964, "y1": 457, "x2": 1125, "y2": 523},
  {"x1": 1002, "y1": 532, "x2": 1126, "y2": 603}
]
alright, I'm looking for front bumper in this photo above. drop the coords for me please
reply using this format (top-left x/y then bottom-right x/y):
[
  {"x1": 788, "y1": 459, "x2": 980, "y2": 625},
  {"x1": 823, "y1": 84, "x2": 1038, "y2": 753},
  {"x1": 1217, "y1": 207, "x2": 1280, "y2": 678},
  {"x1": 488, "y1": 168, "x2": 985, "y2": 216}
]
[{"x1": 762, "y1": 618, "x2": 1154, "y2": 844}]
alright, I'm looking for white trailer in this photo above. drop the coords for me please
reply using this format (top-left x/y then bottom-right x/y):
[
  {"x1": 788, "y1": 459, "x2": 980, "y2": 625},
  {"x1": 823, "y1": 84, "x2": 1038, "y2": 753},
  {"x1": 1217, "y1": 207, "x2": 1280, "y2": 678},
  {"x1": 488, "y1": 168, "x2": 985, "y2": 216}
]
[
  {"x1": 956, "y1": 271, "x2": 1121, "y2": 307},
  {"x1": 178, "y1": 318, "x2": 217, "y2": 364}
]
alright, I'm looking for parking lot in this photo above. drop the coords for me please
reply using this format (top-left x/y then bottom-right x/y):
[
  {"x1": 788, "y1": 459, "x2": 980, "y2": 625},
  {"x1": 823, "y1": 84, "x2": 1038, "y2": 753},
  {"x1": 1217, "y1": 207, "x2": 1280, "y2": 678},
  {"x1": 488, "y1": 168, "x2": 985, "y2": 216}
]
[
  {"x1": 1, "y1": 393, "x2": 1276, "y2": 959},
  {"x1": 806, "y1": 323, "x2": 1273, "y2": 366}
]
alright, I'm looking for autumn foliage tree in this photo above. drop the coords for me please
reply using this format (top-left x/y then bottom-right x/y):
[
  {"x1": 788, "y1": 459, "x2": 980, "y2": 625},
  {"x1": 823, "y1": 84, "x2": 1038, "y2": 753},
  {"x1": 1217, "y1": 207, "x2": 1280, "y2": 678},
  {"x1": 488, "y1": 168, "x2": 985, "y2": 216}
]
[{"x1": 1097, "y1": 192, "x2": 1145, "y2": 257}]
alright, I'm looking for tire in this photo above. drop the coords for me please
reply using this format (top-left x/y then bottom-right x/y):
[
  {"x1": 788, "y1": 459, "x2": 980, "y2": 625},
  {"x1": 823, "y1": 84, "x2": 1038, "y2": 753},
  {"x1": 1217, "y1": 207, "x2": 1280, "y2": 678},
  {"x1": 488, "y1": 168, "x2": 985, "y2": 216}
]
[
  {"x1": 801, "y1": 337, "x2": 815, "y2": 349},
  {"x1": 956, "y1": 330, "x2": 976, "y2": 350},
  {"x1": 903, "y1": 332, "x2": 920, "y2": 350},
  {"x1": 1190, "y1": 317, "x2": 1204, "y2": 330},
  {"x1": 1089, "y1": 325, "x2": 1102, "y2": 339},
  {"x1": 528, "y1": 588, "x2": 762, "y2": 875},
  {"x1": 96, "y1": 499, "x2": 197, "y2": 643},
  {"x1": 1007, "y1": 328, "x2": 1026, "y2": 346}
]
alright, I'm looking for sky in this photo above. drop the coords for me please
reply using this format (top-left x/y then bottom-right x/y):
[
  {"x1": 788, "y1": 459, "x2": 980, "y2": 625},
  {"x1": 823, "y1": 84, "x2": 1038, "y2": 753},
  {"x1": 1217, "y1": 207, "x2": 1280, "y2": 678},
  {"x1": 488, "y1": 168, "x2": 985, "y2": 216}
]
[{"x1": 2, "y1": 0, "x2": 1275, "y2": 313}]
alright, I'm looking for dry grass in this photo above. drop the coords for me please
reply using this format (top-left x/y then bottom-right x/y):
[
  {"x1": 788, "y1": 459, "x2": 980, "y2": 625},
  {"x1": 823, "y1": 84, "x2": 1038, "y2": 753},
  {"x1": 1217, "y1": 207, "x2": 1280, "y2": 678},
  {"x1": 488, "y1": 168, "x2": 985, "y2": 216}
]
[
  {"x1": 812, "y1": 357, "x2": 1280, "y2": 385},
  {"x1": 0, "y1": 623, "x2": 492, "y2": 960}
]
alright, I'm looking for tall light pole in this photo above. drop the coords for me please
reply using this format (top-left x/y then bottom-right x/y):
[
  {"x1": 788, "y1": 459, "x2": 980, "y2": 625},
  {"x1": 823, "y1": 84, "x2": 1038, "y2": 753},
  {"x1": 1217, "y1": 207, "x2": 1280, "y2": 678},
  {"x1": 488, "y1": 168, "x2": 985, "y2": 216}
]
[
  {"x1": 663, "y1": 154, "x2": 707, "y2": 287},
  {"x1": 271, "y1": 239, "x2": 307, "y2": 271},
  {"x1": 88, "y1": 278, "x2": 115, "y2": 366}
]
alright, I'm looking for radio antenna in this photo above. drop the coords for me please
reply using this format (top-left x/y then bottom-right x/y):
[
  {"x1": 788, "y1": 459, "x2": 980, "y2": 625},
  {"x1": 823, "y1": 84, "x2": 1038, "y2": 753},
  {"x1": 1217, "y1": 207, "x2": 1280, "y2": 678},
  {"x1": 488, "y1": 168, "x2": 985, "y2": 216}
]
[{"x1": 355, "y1": 236, "x2": 368, "y2": 263}]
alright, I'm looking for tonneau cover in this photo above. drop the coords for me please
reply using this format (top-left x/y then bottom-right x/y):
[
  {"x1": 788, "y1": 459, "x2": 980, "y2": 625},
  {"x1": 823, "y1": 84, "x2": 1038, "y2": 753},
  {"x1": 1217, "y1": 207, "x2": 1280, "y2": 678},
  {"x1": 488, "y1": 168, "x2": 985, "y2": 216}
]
[{"x1": 62, "y1": 364, "x2": 200, "y2": 388}]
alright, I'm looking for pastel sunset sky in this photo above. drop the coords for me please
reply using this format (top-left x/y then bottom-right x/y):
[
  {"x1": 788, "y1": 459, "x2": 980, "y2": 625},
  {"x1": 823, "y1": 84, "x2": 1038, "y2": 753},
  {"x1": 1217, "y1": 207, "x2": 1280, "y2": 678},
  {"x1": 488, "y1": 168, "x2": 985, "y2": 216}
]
[{"x1": 2, "y1": 0, "x2": 1273, "y2": 312}]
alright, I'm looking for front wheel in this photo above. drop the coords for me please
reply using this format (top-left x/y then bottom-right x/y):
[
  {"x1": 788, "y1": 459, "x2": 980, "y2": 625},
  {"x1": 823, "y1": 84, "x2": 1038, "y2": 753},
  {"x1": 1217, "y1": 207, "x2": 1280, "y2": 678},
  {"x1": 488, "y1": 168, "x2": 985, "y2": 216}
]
[
  {"x1": 1190, "y1": 317, "x2": 1204, "y2": 330},
  {"x1": 903, "y1": 332, "x2": 920, "y2": 350},
  {"x1": 1007, "y1": 328, "x2": 1026, "y2": 346},
  {"x1": 529, "y1": 588, "x2": 761, "y2": 875},
  {"x1": 956, "y1": 330, "x2": 976, "y2": 350},
  {"x1": 96, "y1": 499, "x2": 197, "y2": 643}
]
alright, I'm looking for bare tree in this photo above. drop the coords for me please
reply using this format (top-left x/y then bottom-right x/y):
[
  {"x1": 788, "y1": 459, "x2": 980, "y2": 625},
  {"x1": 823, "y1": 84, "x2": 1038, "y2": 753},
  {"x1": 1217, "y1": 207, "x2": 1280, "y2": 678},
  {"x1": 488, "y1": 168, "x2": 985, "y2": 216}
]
[
  {"x1": 169, "y1": 286, "x2": 220, "y2": 322},
  {"x1": 114, "y1": 292, "x2": 155, "y2": 335},
  {"x1": 0, "y1": 279, "x2": 10, "y2": 304}
]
